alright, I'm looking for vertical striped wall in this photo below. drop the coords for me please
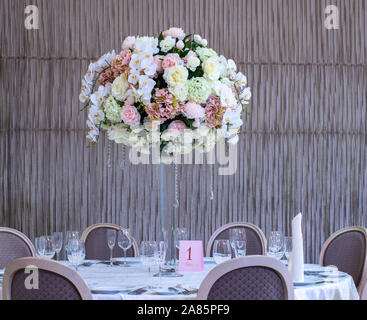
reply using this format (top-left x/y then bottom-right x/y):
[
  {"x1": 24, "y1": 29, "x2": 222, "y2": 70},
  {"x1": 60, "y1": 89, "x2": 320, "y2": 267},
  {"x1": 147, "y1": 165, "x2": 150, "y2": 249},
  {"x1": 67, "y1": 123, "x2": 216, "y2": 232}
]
[{"x1": 0, "y1": 0, "x2": 366, "y2": 262}]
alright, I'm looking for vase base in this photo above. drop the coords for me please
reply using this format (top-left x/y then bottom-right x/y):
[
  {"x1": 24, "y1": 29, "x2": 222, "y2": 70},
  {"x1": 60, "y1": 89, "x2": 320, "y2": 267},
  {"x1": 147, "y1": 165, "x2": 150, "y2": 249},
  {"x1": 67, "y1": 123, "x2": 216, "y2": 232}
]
[{"x1": 153, "y1": 268, "x2": 183, "y2": 277}]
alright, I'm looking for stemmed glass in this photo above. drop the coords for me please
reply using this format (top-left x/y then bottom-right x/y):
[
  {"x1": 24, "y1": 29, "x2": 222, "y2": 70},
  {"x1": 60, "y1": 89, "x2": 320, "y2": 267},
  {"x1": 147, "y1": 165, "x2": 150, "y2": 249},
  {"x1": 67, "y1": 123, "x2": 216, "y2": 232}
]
[
  {"x1": 67, "y1": 239, "x2": 85, "y2": 271},
  {"x1": 106, "y1": 229, "x2": 116, "y2": 267},
  {"x1": 37, "y1": 235, "x2": 56, "y2": 259},
  {"x1": 229, "y1": 228, "x2": 247, "y2": 257},
  {"x1": 52, "y1": 232, "x2": 63, "y2": 261},
  {"x1": 284, "y1": 236, "x2": 292, "y2": 263},
  {"x1": 118, "y1": 229, "x2": 132, "y2": 267},
  {"x1": 213, "y1": 240, "x2": 232, "y2": 264},
  {"x1": 268, "y1": 231, "x2": 284, "y2": 260},
  {"x1": 174, "y1": 227, "x2": 188, "y2": 264},
  {"x1": 140, "y1": 241, "x2": 158, "y2": 273},
  {"x1": 35, "y1": 237, "x2": 45, "y2": 257},
  {"x1": 154, "y1": 241, "x2": 167, "y2": 286},
  {"x1": 65, "y1": 231, "x2": 79, "y2": 259}
]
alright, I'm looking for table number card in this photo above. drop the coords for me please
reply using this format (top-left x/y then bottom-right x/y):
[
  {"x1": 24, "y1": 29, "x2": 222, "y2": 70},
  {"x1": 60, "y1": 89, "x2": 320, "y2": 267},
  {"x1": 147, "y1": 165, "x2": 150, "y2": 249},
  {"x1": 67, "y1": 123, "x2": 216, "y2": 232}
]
[{"x1": 178, "y1": 240, "x2": 204, "y2": 272}]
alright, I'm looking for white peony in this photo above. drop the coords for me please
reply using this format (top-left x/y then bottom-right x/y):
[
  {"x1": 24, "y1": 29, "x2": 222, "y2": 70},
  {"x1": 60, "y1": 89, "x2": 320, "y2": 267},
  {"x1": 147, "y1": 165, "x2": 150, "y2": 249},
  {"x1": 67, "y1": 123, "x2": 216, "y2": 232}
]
[
  {"x1": 112, "y1": 75, "x2": 129, "y2": 101},
  {"x1": 187, "y1": 55, "x2": 200, "y2": 71},
  {"x1": 203, "y1": 57, "x2": 221, "y2": 81},
  {"x1": 169, "y1": 84, "x2": 188, "y2": 102},
  {"x1": 134, "y1": 36, "x2": 159, "y2": 54},
  {"x1": 163, "y1": 65, "x2": 188, "y2": 88},
  {"x1": 160, "y1": 36, "x2": 176, "y2": 52}
]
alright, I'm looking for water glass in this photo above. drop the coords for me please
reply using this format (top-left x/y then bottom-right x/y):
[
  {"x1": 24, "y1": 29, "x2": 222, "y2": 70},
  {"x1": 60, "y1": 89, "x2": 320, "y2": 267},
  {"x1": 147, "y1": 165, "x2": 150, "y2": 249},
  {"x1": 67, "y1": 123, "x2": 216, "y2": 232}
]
[
  {"x1": 35, "y1": 237, "x2": 45, "y2": 257},
  {"x1": 140, "y1": 241, "x2": 158, "y2": 273},
  {"x1": 117, "y1": 229, "x2": 132, "y2": 267},
  {"x1": 174, "y1": 227, "x2": 188, "y2": 249},
  {"x1": 268, "y1": 231, "x2": 284, "y2": 260},
  {"x1": 52, "y1": 232, "x2": 63, "y2": 260},
  {"x1": 213, "y1": 240, "x2": 232, "y2": 264},
  {"x1": 154, "y1": 241, "x2": 167, "y2": 286},
  {"x1": 229, "y1": 228, "x2": 247, "y2": 257},
  {"x1": 67, "y1": 239, "x2": 85, "y2": 271},
  {"x1": 65, "y1": 230, "x2": 80, "y2": 257},
  {"x1": 284, "y1": 236, "x2": 292, "y2": 261},
  {"x1": 107, "y1": 229, "x2": 116, "y2": 266}
]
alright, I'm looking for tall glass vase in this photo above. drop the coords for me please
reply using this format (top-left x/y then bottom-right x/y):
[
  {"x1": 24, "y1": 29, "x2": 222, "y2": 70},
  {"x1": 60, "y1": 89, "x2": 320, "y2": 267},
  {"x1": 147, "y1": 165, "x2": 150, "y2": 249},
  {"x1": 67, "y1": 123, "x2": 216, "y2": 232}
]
[{"x1": 159, "y1": 162, "x2": 182, "y2": 277}]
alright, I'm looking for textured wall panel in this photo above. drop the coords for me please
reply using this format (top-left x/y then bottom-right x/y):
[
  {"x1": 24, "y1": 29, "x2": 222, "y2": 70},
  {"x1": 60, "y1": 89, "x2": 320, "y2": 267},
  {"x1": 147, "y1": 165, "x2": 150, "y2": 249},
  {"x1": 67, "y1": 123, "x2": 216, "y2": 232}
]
[{"x1": 0, "y1": 0, "x2": 366, "y2": 263}]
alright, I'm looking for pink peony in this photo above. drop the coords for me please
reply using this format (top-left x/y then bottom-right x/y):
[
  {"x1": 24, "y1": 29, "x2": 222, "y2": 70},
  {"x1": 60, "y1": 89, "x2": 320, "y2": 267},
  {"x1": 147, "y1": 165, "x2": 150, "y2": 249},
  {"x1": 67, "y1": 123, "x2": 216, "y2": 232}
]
[
  {"x1": 205, "y1": 95, "x2": 227, "y2": 128},
  {"x1": 125, "y1": 95, "x2": 135, "y2": 106},
  {"x1": 120, "y1": 105, "x2": 141, "y2": 126},
  {"x1": 182, "y1": 50, "x2": 197, "y2": 63},
  {"x1": 122, "y1": 36, "x2": 136, "y2": 50},
  {"x1": 162, "y1": 53, "x2": 180, "y2": 69},
  {"x1": 182, "y1": 101, "x2": 205, "y2": 119},
  {"x1": 168, "y1": 120, "x2": 187, "y2": 135},
  {"x1": 111, "y1": 49, "x2": 132, "y2": 76},
  {"x1": 163, "y1": 27, "x2": 185, "y2": 40},
  {"x1": 153, "y1": 56, "x2": 163, "y2": 73}
]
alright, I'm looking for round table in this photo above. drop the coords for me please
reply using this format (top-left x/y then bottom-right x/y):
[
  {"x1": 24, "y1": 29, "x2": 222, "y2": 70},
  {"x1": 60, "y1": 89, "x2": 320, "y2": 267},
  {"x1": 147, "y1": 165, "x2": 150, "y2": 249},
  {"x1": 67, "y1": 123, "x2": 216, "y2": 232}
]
[{"x1": 60, "y1": 258, "x2": 360, "y2": 300}]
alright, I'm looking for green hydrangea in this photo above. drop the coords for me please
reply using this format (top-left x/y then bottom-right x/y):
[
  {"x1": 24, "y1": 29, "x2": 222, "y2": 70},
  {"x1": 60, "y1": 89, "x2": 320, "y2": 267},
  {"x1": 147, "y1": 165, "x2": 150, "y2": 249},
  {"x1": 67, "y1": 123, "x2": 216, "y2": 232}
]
[
  {"x1": 187, "y1": 77, "x2": 211, "y2": 104},
  {"x1": 104, "y1": 96, "x2": 122, "y2": 123},
  {"x1": 196, "y1": 47, "x2": 218, "y2": 62}
]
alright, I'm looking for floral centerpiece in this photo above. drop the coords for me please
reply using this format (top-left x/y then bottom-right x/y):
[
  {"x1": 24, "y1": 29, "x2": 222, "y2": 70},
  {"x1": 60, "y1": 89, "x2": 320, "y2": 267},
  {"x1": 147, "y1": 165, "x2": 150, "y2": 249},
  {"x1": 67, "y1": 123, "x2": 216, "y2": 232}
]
[{"x1": 79, "y1": 27, "x2": 251, "y2": 163}]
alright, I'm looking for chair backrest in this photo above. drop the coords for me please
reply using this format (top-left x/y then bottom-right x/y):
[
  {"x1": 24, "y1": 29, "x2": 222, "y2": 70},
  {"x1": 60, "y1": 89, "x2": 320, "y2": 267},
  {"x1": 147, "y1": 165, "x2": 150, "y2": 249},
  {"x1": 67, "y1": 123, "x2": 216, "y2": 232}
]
[
  {"x1": 197, "y1": 255, "x2": 294, "y2": 300},
  {"x1": 359, "y1": 278, "x2": 367, "y2": 300},
  {"x1": 81, "y1": 223, "x2": 139, "y2": 260},
  {"x1": 319, "y1": 226, "x2": 367, "y2": 290},
  {"x1": 2, "y1": 257, "x2": 92, "y2": 300},
  {"x1": 0, "y1": 227, "x2": 36, "y2": 269},
  {"x1": 206, "y1": 222, "x2": 266, "y2": 257}
]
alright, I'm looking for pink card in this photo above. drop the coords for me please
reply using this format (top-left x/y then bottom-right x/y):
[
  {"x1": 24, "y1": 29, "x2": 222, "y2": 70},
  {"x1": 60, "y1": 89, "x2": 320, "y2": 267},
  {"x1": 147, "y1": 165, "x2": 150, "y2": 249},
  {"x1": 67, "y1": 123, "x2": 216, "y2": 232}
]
[{"x1": 178, "y1": 240, "x2": 204, "y2": 272}]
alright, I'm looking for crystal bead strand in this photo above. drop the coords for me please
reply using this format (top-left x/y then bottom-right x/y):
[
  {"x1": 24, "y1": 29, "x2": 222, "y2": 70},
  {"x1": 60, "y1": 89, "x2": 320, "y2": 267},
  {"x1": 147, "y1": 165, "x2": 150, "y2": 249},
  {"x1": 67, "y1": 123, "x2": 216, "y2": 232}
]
[
  {"x1": 107, "y1": 139, "x2": 112, "y2": 168},
  {"x1": 119, "y1": 145, "x2": 126, "y2": 168},
  {"x1": 173, "y1": 163, "x2": 179, "y2": 209}
]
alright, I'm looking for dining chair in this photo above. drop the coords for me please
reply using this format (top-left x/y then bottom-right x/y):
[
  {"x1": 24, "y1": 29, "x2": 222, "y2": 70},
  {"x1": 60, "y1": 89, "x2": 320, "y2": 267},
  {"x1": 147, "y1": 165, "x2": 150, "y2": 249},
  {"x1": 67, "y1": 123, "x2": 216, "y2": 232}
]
[
  {"x1": 2, "y1": 257, "x2": 92, "y2": 300},
  {"x1": 0, "y1": 227, "x2": 36, "y2": 269},
  {"x1": 81, "y1": 223, "x2": 139, "y2": 260},
  {"x1": 197, "y1": 255, "x2": 294, "y2": 300},
  {"x1": 206, "y1": 222, "x2": 266, "y2": 257},
  {"x1": 319, "y1": 226, "x2": 367, "y2": 293}
]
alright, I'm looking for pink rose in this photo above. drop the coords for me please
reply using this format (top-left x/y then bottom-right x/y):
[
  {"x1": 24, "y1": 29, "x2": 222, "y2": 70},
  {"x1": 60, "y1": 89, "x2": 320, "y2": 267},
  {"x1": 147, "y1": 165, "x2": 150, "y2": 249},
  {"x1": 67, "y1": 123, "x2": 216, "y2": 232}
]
[
  {"x1": 182, "y1": 101, "x2": 205, "y2": 119},
  {"x1": 163, "y1": 27, "x2": 185, "y2": 40},
  {"x1": 122, "y1": 36, "x2": 136, "y2": 50},
  {"x1": 168, "y1": 120, "x2": 187, "y2": 135},
  {"x1": 162, "y1": 53, "x2": 180, "y2": 69},
  {"x1": 153, "y1": 56, "x2": 163, "y2": 73},
  {"x1": 182, "y1": 50, "x2": 197, "y2": 63},
  {"x1": 120, "y1": 105, "x2": 141, "y2": 126}
]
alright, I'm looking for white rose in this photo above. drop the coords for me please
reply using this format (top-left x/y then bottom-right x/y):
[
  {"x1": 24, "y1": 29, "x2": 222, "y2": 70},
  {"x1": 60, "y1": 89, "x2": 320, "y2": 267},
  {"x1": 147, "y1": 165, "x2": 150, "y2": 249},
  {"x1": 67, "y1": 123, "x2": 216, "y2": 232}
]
[
  {"x1": 160, "y1": 36, "x2": 176, "y2": 52},
  {"x1": 187, "y1": 56, "x2": 200, "y2": 71},
  {"x1": 169, "y1": 84, "x2": 188, "y2": 102},
  {"x1": 112, "y1": 75, "x2": 129, "y2": 101},
  {"x1": 176, "y1": 40, "x2": 185, "y2": 50},
  {"x1": 163, "y1": 65, "x2": 188, "y2": 88},
  {"x1": 203, "y1": 57, "x2": 221, "y2": 81}
]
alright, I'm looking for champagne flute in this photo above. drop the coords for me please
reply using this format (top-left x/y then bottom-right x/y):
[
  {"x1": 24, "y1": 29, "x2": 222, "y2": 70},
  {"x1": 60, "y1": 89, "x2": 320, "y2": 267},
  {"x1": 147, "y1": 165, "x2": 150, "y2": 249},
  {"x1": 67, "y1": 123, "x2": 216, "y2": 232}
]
[
  {"x1": 52, "y1": 232, "x2": 63, "y2": 261},
  {"x1": 67, "y1": 239, "x2": 85, "y2": 271},
  {"x1": 106, "y1": 229, "x2": 116, "y2": 266},
  {"x1": 65, "y1": 230, "x2": 79, "y2": 259},
  {"x1": 284, "y1": 236, "x2": 292, "y2": 263},
  {"x1": 154, "y1": 241, "x2": 167, "y2": 287},
  {"x1": 213, "y1": 240, "x2": 232, "y2": 264},
  {"x1": 118, "y1": 229, "x2": 132, "y2": 267}
]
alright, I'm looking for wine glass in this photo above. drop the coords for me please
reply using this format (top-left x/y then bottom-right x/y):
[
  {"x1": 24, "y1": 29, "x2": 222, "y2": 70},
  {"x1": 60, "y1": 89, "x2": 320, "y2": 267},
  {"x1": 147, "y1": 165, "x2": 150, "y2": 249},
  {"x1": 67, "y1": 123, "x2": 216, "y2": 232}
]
[
  {"x1": 106, "y1": 229, "x2": 116, "y2": 266},
  {"x1": 38, "y1": 235, "x2": 55, "y2": 259},
  {"x1": 52, "y1": 232, "x2": 63, "y2": 261},
  {"x1": 154, "y1": 241, "x2": 167, "y2": 286},
  {"x1": 174, "y1": 227, "x2": 188, "y2": 249},
  {"x1": 140, "y1": 241, "x2": 158, "y2": 273},
  {"x1": 268, "y1": 231, "x2": 284, "y2": 260},
  {"x1": 284, "y1": 236, "x2": 292, "y2": 262},
  {"x1": 67, "y1": 239, "x2": 85, "y2": 271},
  {"x1": 117, "y1": 229, "x2": 132, "y2": 267},
  {"x1": 65, "y1": 230, "x2": 79, "y2": 258},
  {"x1": 229, "y1": 228, "x2": 247, "y2": 257},
  {"x1": 35, "y1": 237, "x2": 45, "y2": 257},
  {"x1": 213, "y1": 240, "x2": 232, "y2": 264}
]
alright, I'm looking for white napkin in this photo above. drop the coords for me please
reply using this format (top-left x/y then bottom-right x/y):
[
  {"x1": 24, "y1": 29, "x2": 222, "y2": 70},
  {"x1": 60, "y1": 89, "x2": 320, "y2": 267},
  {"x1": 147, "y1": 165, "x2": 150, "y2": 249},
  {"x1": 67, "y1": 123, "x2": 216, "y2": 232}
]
[{"x1": 289, "y1": 213, "x2": 304, "y2": 282}]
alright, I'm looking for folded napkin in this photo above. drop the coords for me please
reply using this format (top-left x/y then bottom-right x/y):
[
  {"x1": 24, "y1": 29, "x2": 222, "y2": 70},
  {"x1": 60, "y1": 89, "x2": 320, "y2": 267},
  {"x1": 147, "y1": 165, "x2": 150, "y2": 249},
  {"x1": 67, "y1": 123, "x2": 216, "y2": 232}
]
[{"x1": 289, "y1": 213, "x2": 304, "y2": 282}]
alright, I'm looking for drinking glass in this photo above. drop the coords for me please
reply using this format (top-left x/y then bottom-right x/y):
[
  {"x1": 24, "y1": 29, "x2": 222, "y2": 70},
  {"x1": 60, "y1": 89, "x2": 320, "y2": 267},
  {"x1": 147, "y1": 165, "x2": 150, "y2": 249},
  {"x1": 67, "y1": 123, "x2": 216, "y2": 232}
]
[
  {"x1": 213, "y1": 240, "x2": 232, "y2": 264},
  {"x1": 229, "y1": 228, "x2": 247, "y2": 257},
  {"x1": 140, "y1": 241, "x2": 158, "y2": 273},
  {"x1": 67, "y1": 239, "x2": 85, "y2": 271},
  {"x1": 268, "y1": 231, "x2": 284, "y2": 260},
  {"x1": 284, "y1": 236, "x2": 292, "y2": 262},
  {"x1": 174, "y1": 228, "x2": 188, "y2": 249},
  {"x1": 35, "y1": 237, "x2": 45, "y2": 257},
  {"x1": 106, "y1": 229, "x2": 116, "y2": 266},
  {"x1": 65, "y1": 231, "x2": 80, "y2": 258},
  {"x1": 154, "y1": 241, "x2": 167, "y2": 286},
  {"x1": 39, "y1": 235, "x2": 56, "y2": 259},
  {"x1": 52, "y1": 232, "x2": 63, "y2": 261},
  {"x1": 117, "y1": 229, "x2": 132, "y2": 267}
]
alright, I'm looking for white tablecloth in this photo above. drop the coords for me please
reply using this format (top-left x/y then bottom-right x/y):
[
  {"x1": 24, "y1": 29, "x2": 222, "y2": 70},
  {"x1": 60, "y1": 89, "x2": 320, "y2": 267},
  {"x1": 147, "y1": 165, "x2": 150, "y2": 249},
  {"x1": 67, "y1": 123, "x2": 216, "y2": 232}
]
[{"x1": 0, "y1": 258, "x2": 360, "y2": 300}]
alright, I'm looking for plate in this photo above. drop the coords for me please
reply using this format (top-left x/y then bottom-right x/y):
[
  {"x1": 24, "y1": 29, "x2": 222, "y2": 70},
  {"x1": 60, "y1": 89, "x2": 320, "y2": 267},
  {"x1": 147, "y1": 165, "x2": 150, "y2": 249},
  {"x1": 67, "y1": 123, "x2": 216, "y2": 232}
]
[{"x1": 294, "y1": 275, "x2": 324, "y2": 286}]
